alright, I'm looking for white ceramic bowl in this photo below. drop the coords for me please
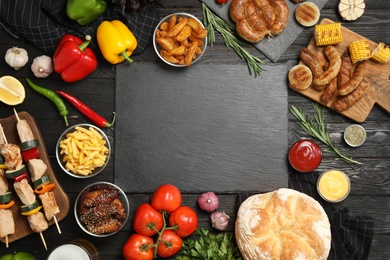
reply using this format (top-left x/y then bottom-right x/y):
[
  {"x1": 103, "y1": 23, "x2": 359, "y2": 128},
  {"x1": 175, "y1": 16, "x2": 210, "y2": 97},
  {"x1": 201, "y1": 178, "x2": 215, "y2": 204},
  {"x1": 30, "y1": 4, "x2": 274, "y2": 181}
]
[
  {"x1": 74, "y1": 182, "x2": 129, "y2": 237},
  {"x1": 153, "y1": 12, "x2": 207, "y2": 67},
  {"x1": 56, "y1": 124, "x2": 111, "y2": 178},
  {"x1": 344, "y1": 124, "x2": 366, "y2": 147}
]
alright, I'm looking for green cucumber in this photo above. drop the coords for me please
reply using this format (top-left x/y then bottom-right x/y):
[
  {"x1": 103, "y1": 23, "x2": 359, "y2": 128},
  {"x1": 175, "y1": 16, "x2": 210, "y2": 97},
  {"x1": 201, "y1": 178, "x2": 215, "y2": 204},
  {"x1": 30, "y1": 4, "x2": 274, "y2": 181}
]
[
  {"x1": 5, "y1": 164, "x2": 27, "y2": 179},
  {"x1": 33, "y1": 175, "x2": 51, "y2": 189},
  {"x1": 19, "y1": 139, "x2": 39, "y2": 151},
  {"x1": 0, "y1": 155, "x2": 4, "y2": 164},
  {"x1": 0, "y1": 192, "x2": 13, "y2": 204},
  {"x1": 20, "y1": 200, "x2": 41, "y2": 213}
]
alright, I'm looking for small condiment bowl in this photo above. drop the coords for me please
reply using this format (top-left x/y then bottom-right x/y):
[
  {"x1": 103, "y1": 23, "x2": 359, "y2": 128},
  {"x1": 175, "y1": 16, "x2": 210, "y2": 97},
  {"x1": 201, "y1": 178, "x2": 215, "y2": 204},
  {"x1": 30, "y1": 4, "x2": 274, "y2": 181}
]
[
  {"x1": 153, "y1": 12, "x2": 207, "y2": 67},
  {"x1": 317, "y1": 170, "x2": 351, "y2": 203},
  {"x1": 74, "y1": 182, "x2": 129, "y2": 237},
  {"x1": 56, "y1": 124, "x2": 111, "y2": 178},
  {"x1": 344, "y1": 124, "x2": 366, "y2": 147},
  {"x1": 288, "y1": 139, "x2": 322, "y2": 173}
]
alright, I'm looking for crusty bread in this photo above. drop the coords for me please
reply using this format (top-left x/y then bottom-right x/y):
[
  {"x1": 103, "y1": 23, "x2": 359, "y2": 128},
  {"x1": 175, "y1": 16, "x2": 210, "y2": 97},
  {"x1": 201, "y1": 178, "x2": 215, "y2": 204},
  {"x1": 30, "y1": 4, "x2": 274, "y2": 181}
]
[
  {"x1": 288, "y1": 64, "x2": 313, "y2": 90},
  {"x1": 235, "y1": 188, "x2": 331, "y2": 260}
]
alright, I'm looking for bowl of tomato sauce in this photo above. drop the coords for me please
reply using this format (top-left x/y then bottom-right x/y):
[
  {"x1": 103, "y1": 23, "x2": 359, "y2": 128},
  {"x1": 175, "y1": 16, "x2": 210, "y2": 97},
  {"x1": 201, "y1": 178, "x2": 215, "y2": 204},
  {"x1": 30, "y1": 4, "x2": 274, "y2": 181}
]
[{"x1": 289, "y1": 139, "x2": 322, "y2": 173}]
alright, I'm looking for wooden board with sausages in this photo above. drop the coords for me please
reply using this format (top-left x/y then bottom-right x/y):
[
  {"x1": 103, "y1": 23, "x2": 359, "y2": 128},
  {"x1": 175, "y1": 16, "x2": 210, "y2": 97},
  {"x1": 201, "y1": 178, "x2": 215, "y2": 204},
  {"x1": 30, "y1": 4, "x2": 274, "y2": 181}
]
[
  {"x1": 293, "y1": 18, "x2": 390, "y2": 122},
  {"x1": 0, "y1": 111, "x2": 69, "y2": 244}
]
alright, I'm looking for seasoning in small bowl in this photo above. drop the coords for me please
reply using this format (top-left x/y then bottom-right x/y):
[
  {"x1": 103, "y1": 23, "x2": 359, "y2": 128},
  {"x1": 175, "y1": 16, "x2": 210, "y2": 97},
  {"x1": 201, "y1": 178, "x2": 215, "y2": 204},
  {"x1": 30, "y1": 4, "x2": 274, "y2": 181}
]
[
  {"x1": 317, "y1": 170, "x2": 351, "y2": 203},
  {"x1": 344, "y1": 124, "x2": 366, "y2": 147}
]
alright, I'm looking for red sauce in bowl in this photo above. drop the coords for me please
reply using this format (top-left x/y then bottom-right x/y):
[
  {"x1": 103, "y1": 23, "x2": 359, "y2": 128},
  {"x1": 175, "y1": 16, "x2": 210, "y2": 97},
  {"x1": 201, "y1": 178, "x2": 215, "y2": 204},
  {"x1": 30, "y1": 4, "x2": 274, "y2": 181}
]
[{"x1": 289, "y1": 140, "x2": 322, "y2": 173}]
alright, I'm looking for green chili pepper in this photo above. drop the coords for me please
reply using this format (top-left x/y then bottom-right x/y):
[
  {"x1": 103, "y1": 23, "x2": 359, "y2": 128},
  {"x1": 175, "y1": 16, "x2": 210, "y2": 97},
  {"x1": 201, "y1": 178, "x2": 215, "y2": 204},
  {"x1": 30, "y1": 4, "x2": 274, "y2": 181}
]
[{"x1": 25, "y1": 78, "x2": 69, "y2": 126}]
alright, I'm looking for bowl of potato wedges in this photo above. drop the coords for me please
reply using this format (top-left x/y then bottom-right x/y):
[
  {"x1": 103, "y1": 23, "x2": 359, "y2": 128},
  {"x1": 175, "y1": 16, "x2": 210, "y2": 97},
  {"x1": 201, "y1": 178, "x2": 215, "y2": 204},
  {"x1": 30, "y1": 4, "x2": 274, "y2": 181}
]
[{"x1": 153, "y1": 13, "x2": 207, "y2": 67}]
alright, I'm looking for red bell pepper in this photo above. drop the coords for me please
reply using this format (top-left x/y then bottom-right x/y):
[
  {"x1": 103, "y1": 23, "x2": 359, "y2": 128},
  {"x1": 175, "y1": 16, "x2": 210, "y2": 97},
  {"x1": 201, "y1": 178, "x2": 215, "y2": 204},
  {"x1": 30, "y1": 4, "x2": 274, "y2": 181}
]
[{"x1": 53, "y1": 34, "x2": 97, "y2": 82}]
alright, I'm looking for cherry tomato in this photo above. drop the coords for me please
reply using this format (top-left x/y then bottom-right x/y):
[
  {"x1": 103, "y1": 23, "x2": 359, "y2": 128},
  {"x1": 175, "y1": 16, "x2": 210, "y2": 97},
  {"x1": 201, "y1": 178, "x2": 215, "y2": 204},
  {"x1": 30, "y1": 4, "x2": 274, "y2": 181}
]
[
  {"x1": 122, "y1": 234, "x2": 155, "y2": 260},
  {"x1": 157, "y1": 229, "x2": 183, "y2": 258},
  {"x1": 169, "y1": 206, "x2": 198, "y2": 237},
  {"x1": 151, "y1": 184, "x2": 182, "y2": 213},
  {"x1": 133, "y1": 203, "x2": 164, "y2": 236}
]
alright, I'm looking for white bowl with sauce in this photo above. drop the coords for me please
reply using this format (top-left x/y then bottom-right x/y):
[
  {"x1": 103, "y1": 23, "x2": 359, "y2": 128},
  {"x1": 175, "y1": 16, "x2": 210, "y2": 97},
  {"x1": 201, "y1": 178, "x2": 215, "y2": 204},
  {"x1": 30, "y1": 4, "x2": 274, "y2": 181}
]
[{"x1": 317, "y1": 170, "x2": 351, "y2": 203}]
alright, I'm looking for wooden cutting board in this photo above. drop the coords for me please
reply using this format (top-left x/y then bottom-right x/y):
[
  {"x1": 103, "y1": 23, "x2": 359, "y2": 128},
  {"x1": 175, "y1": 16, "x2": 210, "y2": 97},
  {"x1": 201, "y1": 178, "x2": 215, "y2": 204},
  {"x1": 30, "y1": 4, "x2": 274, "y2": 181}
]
[
  {"x1": 293, "y1": 18, "x2": 390, "y2": 122},
  {"x1": 0, "y1": 111, "x2": 69, "y2": 244}
]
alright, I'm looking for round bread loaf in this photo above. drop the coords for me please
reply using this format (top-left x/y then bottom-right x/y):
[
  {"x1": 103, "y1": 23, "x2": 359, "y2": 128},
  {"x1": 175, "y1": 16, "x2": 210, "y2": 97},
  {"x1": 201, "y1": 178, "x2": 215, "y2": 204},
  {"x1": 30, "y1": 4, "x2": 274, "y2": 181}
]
[
  {"x1": 235, "y1": 188, "x2": 331, "y2": 260},
  {"x1": 288, "y1": 64, "x2": 313, "y2": 90}
]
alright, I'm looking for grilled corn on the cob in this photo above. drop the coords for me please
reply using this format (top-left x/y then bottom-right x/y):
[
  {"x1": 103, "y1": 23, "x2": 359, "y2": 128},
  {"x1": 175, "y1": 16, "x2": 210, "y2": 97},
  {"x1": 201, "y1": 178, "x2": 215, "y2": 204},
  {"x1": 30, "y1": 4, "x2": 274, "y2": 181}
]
[
  {"x1": 371, "y1": 42, "x2": 390, "y2": 64},
  {"x1": 349, "y1": 39, "x2": 371, "y2": 63},
  {"x1": 314, "y1": 23, "x2": 343, "y2": 46}
]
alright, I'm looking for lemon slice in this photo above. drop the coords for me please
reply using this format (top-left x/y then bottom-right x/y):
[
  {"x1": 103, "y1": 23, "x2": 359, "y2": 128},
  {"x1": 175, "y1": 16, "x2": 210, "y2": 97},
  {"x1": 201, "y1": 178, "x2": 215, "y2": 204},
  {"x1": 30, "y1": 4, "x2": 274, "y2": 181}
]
[{"x1": 0, "y1": 76, "x2": 26, "y2": 105}]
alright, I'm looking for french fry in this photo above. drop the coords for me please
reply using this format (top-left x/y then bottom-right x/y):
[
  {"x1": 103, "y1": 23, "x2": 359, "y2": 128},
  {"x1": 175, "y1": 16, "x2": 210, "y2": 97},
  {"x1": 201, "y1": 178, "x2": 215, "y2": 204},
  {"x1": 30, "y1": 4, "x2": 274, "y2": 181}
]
[
  {"x1": 176, "y1": 25, "x2": 192, "y2": 42},
  {"x1": 160, "y1": 21, "x2": 169, "y2": 31},
  {"x1": 185, "y1": 42, "x2": 198, "y2": 67},
  {"x1": 168, "y1": 15, "x2": 177, "y2": 30},
  {"x1": 167, "y1": 18, "x2": 188, "y2": 37},
  {"x1": 59, "y1": 126, "x2": 109, "y2": 176},
  {"x1": 186, "y1": 17, "x2": 203, "y2": 34},
  {"x1": 156, "y1": 37, "x2": 175, "y2": 51},
  {"x1": 168, "y1": 45, "x2": 186, "y2": 56}
]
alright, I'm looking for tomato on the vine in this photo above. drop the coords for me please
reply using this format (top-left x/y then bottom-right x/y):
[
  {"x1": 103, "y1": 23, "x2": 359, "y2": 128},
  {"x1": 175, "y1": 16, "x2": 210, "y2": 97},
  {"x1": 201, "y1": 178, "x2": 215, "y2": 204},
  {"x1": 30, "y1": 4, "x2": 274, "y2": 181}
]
[
  {"x1": 169, "y1": 206, "x2": 198, "y2": 237},
  {"x1": 122, "y1": 234, "x2": 155, "y2": 260},
  {"x1": 151, "y1": 184, "x2": 182, "y2": 213},
  {"x1": 157, "y1": 229, "x2": 183, "y2": 258},
  {"x1": 133, "y1": 203, "x2": 164, "y2": 236}
]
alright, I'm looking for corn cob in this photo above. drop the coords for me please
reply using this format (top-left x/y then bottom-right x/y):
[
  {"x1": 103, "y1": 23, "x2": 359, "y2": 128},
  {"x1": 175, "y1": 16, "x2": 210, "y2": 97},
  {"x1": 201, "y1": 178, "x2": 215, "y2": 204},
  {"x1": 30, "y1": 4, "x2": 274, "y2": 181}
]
[
  {"x1": 314, "y1": 23, "x2": 343, "y2": 46},
  {"x1": 371, "y1": 42, "x2": 390, "y2": 64},
  {"x1": 349, "y1": 39, "x2": 371, "y2": 63}
]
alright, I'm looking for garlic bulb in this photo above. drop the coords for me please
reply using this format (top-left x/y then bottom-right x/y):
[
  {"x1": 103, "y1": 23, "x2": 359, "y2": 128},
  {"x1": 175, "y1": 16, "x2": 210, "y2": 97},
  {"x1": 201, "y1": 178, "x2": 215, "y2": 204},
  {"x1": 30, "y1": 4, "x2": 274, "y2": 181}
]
[
  {"x1": 5, "y1": 47, "x2": 29, "y2": 70},
  {"x1": 210, "y1": 211, "x2": 230, "y2": 231},
  {"x1": 31, "y1": 55, "x2": 53, "y2": 78}
]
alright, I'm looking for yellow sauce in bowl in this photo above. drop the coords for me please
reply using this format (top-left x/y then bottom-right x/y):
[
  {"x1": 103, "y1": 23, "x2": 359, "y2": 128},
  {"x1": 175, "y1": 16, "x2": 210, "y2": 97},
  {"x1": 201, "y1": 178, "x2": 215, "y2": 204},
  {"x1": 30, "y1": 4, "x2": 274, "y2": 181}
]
[{"x1": 317, "y1": 170, "x2": 350, "y2": 202}]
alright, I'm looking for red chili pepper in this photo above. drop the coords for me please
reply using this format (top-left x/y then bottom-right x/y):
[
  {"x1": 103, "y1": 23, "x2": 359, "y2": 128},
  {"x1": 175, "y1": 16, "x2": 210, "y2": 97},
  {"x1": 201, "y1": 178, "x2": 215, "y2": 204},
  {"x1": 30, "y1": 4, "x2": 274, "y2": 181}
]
[
  {"x1": 216, "y1": 0, "x2": 229, "y2": 4},
  {"x1": 56, "y1": 90, "x2": 116, "y2": 128},
  {"x1": 53, "y1": 34, "x2": 97, "y2": 82}
]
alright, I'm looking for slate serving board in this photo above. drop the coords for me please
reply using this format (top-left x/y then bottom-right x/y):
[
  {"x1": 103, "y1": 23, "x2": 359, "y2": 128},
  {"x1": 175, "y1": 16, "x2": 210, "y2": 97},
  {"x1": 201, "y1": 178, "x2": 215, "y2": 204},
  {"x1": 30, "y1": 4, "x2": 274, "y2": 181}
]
[
  {"x1": 115, "y1": 63, "x2": 288, "y2": 193},
  {"x1": 200, "y1": 0, "x2": 329, "y2": 62}
]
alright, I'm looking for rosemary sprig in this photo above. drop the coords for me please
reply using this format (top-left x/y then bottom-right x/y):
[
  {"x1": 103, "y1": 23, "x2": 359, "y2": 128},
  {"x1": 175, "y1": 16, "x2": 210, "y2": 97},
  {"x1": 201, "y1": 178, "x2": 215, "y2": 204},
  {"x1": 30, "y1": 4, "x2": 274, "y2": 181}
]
[
  {"x1": 289, "y1": 103, "x2": 362, "y2": 166},
  {"x1": 202, "y1": 3, "x2": 265, "y2": 77}
]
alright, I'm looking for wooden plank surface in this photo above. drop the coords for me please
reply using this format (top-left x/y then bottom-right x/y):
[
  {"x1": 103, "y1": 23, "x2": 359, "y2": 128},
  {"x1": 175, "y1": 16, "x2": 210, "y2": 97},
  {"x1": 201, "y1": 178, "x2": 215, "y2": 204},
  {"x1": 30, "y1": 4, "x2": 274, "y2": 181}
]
[
  {"x1": 291, "y1": 18, "x2": 390, "y2": 122},
  {"x1": 115, "y1": 62, "x2": 289, "y2": 193},
  {"x1": 0, "y1": 112, "x2": 70, "y2": 244}
]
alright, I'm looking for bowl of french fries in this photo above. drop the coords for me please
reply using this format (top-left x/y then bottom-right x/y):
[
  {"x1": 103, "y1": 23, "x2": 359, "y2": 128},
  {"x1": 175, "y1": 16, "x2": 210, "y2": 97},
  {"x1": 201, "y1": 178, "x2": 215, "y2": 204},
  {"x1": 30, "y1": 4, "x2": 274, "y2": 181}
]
[
  {"x1": 153, "y1": 13, "x2": 208, "y2": 67},
  {"x1": 56, "y1": 124, "x2": 111, "y2": 178}
]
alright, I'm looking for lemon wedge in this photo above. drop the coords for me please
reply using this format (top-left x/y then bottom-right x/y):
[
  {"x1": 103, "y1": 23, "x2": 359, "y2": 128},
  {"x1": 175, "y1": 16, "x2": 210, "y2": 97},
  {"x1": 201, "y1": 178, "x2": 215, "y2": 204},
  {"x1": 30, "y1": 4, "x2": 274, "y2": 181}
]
[{"x1": 0, "y1": 75, "x2": 26, "y2": 105}]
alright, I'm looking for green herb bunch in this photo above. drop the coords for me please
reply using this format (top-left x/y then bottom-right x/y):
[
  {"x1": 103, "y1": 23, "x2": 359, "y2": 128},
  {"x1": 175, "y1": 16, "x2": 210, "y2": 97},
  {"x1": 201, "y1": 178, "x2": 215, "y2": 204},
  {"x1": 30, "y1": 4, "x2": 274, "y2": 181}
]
[
  {"x1": 290, "y1": 103, "x2": 362, "y2": 166},
  {"x1": 176, "y1": 228, "x2": 243, "y2": 260},
  {"x1": 202, "y1": 3, "x2": 265, "y2": 77}
]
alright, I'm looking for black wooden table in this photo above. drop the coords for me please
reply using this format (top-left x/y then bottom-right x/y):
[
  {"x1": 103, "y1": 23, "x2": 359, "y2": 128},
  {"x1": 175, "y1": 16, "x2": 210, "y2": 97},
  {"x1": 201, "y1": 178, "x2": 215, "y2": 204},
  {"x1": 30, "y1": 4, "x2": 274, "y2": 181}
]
[{"x1": 0, "y1": 0, "x2": 389, "y2": 259}]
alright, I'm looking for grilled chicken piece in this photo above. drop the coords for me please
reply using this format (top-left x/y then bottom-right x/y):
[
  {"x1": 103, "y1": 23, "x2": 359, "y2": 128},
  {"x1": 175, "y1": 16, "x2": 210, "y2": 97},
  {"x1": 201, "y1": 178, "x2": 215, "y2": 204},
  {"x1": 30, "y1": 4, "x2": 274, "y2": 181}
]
[
  {"x1": 0, "y1": 169, "x2": 8, "y2": 195},
  {"x1": 27, "y1": 212, "x2": 48, "y2": 233},
  {"x1": 81, "y1": 188, "x2": 118, "y2": 207},
  {"x1": 86, "y1": 218, "x2": 122, "y2": 235},
  {"x1": 27, "y1": 159, "x2": 47, "y2": 182},
  {"x1": 0, "y1": 144, "x2": 22, "y2": 170},
  {"x1": 14, "y1": 179, "x2": 36, "y2": 206},
  {"x1": 39, "y1": 192, "x2": 60, "y2": 221},
  {"x1": 0, "y1": 209, "x2": 15, "y2": 238},
  {"x1": 16, "y1": 119, "x2": 35, "y2": 143}
]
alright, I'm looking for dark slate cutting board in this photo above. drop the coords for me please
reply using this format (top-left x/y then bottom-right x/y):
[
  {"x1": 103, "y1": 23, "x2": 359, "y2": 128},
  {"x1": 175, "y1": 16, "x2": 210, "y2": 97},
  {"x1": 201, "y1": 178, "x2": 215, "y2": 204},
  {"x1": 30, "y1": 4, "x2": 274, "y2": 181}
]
[
  {"x1": 115, "y1": 63, "x2": 288, "y2": 193},
  {"x1": 200, "y1": 0, "x2": 329, "y2": 62}
]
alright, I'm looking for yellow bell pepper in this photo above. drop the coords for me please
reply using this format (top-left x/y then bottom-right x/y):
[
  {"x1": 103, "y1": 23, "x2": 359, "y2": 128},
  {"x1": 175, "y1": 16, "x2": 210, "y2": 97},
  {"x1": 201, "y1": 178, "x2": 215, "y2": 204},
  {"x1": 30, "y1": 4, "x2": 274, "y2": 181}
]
[
  {"x1": 21, "y1": 205, "x2": 42, "y2": 216},
  {"x1": 97, "y1": 20, "x2": 138, "y2": 64}
]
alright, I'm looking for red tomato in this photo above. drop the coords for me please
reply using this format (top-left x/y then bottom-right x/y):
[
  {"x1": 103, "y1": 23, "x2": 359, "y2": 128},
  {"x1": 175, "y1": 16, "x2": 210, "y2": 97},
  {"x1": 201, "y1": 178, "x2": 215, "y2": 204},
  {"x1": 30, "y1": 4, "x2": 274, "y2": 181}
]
[
  {"x1": 151, "y1": 184, "x2": 182, "y2": 213},
  {"x1": 122, "y1": 234, "x2": 155, "y2": 260},
  {"x1": 169, "y1": 206, "x2": 198, "y2": 237},
  {"x1": 133, "y1": 203, "x2": 164, "y2": 236},
  {"x1": 157, "y1": 229, "x2": 183, "y2": 258}
]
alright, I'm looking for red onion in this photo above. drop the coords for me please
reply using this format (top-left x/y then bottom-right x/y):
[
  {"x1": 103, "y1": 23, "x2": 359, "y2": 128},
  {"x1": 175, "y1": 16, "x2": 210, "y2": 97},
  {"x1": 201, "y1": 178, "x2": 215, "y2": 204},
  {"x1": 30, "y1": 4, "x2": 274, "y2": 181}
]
[
  {"x1": 210, "y1": 211, "x2": 230, "y2": 231},
  {"x1": 197, "y1": 192, "x2": 219, "y2": 212}
]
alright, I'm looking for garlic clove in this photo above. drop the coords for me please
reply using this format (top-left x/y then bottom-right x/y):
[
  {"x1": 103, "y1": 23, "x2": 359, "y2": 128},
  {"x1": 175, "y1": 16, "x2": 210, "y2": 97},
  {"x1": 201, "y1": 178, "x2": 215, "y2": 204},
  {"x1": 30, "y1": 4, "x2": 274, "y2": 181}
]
[
  {"x1": 31, "y1": 55, "x2": 53, "y2": 78},
  {"x1": 5, "y1": 47, "x2": 29, "y2": 70}
]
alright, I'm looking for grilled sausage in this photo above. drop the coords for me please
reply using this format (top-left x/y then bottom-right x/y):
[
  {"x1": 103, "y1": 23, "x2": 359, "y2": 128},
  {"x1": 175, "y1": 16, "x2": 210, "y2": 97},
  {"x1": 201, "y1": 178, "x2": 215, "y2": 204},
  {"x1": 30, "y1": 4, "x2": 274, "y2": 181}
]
[
  {"x1": 299, "y1": 47, "x2": 326, "y2": 91},
  {"x1": 337, "y1": 52, "x2": 352, "y2": 87},
  {"x1": 269, "y1": 0, "x2": 289, "y2": 36},
  {"x1": 313, "y1": 46, "x2": 342, "y2": 86},
  {"x1": 332, "y1": 78, "x2": 369, "y2": 112},
  {"x1": 320, "y1": 77, "x2": 338, "y2": 105},
  {"x1": 338, "y1": 61, "x2": 366, "y2": 96}
]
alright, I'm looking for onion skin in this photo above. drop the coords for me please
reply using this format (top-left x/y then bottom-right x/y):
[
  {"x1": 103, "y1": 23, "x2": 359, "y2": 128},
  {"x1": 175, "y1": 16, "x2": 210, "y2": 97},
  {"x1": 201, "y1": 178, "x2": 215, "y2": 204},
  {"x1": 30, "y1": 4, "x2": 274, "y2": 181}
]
[{"x1": 197, "y1": 192, "x2": 219, "y2": 212}]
